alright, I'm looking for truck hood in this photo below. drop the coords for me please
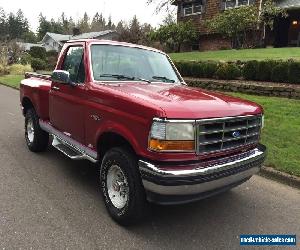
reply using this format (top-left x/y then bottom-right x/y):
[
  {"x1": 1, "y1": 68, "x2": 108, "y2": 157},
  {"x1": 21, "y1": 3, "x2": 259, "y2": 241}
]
[{"x1": 106, "y1": 82, "x2": 262, "y2": 119}]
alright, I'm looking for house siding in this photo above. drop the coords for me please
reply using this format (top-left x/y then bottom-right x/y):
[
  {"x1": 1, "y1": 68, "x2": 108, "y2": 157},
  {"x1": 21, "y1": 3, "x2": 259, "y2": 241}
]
[
  {"x1": 175, "y1": 0, "x2": 261, "y2": 51},
  {"x1": 42, "y1": 36, "x2": 62, "y2": 52}
]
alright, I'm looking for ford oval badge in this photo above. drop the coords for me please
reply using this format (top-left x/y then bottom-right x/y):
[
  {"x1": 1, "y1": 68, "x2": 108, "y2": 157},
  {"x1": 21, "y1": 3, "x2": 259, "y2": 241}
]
[{"x1": 232, "y1": 131, "x2": 241, "y2": 138}]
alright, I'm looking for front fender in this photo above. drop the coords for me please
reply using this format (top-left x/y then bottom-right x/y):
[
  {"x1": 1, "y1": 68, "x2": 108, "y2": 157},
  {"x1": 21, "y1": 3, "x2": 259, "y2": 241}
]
[{"x1": 95, "y1": 119, "x2": 146, "y2": 156}]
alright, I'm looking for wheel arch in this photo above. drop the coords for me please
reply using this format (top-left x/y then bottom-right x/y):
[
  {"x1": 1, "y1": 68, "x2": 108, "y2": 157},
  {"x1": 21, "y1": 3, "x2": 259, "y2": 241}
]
[
  {"x1": 21, "y1": 96, "x2": 35, "y2": 116},
  {"x1": 97, "y1": 131, "x2": 137, "y2": 161}
]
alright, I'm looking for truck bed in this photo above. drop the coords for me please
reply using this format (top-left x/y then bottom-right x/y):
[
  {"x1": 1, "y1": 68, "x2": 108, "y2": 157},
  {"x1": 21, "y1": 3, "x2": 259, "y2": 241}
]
[{"x1": 20, "y1": 72, "x2": 52, "y2": 120}]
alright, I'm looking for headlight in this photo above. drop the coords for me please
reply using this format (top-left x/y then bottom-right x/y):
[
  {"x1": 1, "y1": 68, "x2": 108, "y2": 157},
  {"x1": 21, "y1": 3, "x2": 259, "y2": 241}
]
[{"x1": 149, "y1": 119, "x2": 195, "y2": 152}]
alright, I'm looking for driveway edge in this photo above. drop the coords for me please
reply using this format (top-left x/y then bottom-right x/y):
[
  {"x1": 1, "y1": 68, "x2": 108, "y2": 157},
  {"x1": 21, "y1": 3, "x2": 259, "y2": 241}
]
[{"x1": 259, "y1": 166, "x2": 300, "y2": 189}]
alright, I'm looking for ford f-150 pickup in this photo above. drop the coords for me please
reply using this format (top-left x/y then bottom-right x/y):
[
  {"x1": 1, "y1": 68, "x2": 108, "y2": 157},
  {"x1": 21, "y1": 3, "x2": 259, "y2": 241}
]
[{"x1": 20, "y1": 39, "x2": 266, "y2": 225}]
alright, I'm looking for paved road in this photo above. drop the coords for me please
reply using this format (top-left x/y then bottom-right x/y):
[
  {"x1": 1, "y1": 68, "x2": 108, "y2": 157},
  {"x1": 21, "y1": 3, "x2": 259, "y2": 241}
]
[{"x1": 0, "y1": 85, "x2": 299, "y2": 249}]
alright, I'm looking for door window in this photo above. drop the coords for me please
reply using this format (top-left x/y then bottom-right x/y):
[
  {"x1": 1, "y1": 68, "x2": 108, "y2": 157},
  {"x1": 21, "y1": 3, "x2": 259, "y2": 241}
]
[{"x1": 62, "y1": 46, "x2": 85, "y2": 83}]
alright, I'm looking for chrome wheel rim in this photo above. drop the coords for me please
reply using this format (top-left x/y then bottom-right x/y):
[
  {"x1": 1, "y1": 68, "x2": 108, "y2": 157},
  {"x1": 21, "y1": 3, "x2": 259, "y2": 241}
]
[
  {"x1": 26, "y1": 119, "x2": 35, "y2": 143},
  {"x1": 107, "y1": 165, "x2": 129, "y2": 209}
]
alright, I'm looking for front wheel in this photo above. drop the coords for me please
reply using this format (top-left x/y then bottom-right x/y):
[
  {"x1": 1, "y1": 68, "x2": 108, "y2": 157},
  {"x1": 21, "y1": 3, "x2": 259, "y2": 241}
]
[
  {"x1": 25, "y1": 108, "x2": 49, "y2": 152},
  {"x1": 100, "y1": 147, "x2": 147, "y2": 226}
]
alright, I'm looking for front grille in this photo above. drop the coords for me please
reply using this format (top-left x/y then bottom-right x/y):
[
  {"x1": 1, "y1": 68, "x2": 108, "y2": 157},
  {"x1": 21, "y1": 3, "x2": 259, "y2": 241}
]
[{"x1": 197, "y1": 115, "x2": 262, "y2": 155}]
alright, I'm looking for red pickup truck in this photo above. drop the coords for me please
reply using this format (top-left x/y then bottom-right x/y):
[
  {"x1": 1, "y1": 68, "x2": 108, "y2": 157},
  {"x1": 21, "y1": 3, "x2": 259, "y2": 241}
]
[{"x1": 20, "y1": 39, "x2": 266, "y2": 225}]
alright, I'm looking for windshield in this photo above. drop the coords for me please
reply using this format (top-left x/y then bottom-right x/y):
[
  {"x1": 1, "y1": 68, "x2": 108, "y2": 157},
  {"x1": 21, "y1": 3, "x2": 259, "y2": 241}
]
[{"x1": 90, "y1": 44, "x2": 181, "y2": 84}]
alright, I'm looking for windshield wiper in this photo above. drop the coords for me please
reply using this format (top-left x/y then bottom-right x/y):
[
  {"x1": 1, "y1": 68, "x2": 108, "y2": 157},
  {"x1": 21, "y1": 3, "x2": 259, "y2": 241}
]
[
  {"x1": 135, "y1": 77, "x2": 152, "y2": 83},
  {"x1": 100, "y1": 74, "x2": 152, "y2": 83},
  {"x1": 100, "y1": 74, "x2": 135, "y2": 80},
  {"x1": 152, "y1": 76, "x2": 175, "y2": 83}
]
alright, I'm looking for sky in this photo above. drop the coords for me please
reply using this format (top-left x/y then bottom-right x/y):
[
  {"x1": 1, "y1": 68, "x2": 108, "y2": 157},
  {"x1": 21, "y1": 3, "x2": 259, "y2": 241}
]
[{"x1": 0, "y1": 0, "x2": 174, "y2": 32}]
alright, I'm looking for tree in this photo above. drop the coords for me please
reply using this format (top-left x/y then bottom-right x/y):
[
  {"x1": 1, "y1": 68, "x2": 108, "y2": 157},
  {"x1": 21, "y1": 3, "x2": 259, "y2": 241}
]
[
  {"x1": 0, "y1": 8, "x2": 8, "y2": 41},
  {"x1": 22, "y1": 30, "x2": 37, "y2": 43},
  {"x1": 147, "y1": 0, "x2": 172, "y2": 12},
  {"x1": 79, "y1": 12, "x2": 90, "y2": 33},
  {"x1": 60, "y1": 12, "x2": 71, "y2": 34},
  {"x1": 50, "y1": 18, "x2": 64, "y2": 34},
  {"x1": 7, "y1": 9, "x2": 29, "y2": 40},
  {"x1": 206, "y1": 5, "x2": 258, "y2": 49},
  {"x1": 260, "y1": 0, "x2": 288, "y2": 30},
  {"x1": 150, "y1": 21, "x2": 198, "y2": 52},
  {"x1": 206, "y1": 2, "x2": 287, "y2": 49},
  {"x1": 259, "y1": 0, "x2": 288, "y2": 45},
  {"x1": 162, "y1": 12, "x2": 176, "y2": 26},
  {"x1": 128, "y1": 15, "x2": 142, "y2": 44},
  {"x1": 106, "y1": 15, "x2": 114, "y2": 29},
  {"x1": 37, "y1": 14, "x2": 53, "y2": 40},
  {"x1": 91, "y1": 12, "x2": 106, "y2": 31}
]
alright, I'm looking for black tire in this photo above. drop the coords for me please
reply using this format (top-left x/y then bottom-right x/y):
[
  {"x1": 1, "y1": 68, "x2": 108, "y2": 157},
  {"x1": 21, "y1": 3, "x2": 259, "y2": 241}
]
[
  {"x1": 100, "y1": 147, "x2": 148, "y2": 226},
  {"x1": 25, "y1": 108, "x2": 49, "y2": 152}
]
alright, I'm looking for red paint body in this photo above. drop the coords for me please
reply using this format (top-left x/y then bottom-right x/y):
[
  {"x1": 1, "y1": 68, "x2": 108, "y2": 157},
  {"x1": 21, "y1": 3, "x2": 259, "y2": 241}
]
[{"x1": 20, "y1": 40, "x2": 263, "y2": 163}]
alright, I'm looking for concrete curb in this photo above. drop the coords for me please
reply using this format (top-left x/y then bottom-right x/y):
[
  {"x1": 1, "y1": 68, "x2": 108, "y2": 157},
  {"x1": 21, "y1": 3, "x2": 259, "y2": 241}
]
[
  {"x1": 259, "y1": 166, "x2": 300, "y2": 189},
  {"x1": 0, "y1": 82, "x2": 19, "y2": 90}
]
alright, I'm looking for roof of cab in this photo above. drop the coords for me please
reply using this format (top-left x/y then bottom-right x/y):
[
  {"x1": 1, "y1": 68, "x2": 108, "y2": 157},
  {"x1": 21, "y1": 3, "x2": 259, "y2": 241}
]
[{"x1": 66, "y1": 39, "x2": 164, "y2": 54}]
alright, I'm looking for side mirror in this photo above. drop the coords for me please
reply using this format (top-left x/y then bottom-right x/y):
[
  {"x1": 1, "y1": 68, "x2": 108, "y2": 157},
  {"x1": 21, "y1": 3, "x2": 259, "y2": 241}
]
[{"x1": 51, "y1": 70, "x2": 77, "y2": 87}]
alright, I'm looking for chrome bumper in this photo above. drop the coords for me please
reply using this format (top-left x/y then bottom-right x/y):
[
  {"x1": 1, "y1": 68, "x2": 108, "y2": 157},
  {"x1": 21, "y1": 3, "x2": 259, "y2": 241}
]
[{"x1": 138, "y1": 145, "x2": 266, "y2": 204}]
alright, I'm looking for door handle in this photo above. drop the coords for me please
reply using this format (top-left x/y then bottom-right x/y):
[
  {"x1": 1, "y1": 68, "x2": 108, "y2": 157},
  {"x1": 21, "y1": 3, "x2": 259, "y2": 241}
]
[{"x1": 52, "y1": 86, "x2": 60, "y2": 91}]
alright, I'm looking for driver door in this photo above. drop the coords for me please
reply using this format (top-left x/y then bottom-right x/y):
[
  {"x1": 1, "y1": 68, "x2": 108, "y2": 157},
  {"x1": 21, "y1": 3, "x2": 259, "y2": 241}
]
[{"x1": 49, "y1": 44, "x2": 87, "y2": 144}]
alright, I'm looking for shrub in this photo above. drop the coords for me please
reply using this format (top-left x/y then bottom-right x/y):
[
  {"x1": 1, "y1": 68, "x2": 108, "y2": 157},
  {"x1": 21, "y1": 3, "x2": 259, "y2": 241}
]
[
  {"x1": 0, "y1": 64, "x2": 9, "y2": 76},
  {"x1": 174, "y1": 61, "x2": 218, "y2": 78},
  {"x1": 216, "y1": 63, "x2": 241, "y2": 80},
  {"x1": 190, "y1": 62, "x2": 204, "y2": 78},
  {"x1": 31, "y1": 58, "x2": 46, "y2": 71},
  {"x1": 256, "y1": 60, "x2": 277, "y2": 81},
  {"x1": 202, "y1": 61, "x2": 218, "y2": 78},
  {"x1": 271, "y1": 61, "x2": 289, "y2": 83},
  {"x1": 9, "y1": 64, "x2": 33, "y2": 75},
  {"x1": 46, "y1": 50, "x2": 58, "y2": 57},
  {"x1": 288, "y1": 61, "x2": 300, "y2": 84},
  {"x1": 29, "y1": 46, "x2": 47, "y2": 60},
  {"x1": 19, "y1": 53, "x2": 32, "y2": 65},
  {"x1": 174, "y1": 61, "x2": 194, "y2": 77},
  {"x1": 46, "y1": 56, "x2": 58, "y2": 71},
  {"x1": 242, "y1": 60, "x2": 258, "y2": 80}
]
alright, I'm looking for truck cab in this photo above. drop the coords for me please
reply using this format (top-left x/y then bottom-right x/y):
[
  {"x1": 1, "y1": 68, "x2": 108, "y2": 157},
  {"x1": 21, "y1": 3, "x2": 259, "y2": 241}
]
[{"x1": 20, "y1": 39, "x2": 266, "y2": 226}]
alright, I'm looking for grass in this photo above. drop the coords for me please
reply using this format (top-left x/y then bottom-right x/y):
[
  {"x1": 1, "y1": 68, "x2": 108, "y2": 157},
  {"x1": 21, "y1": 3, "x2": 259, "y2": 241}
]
[
  {"x1": 228, "y1": 93, "x2": 300, "y2": 177},
  {"x1": 0, "y1": 74, "x2": 23, "y2": 89},
  {"x1": 169, "y1": 47, "x2": 300, "y2": 62},
  {"x1": 0, "y1": 75, "x2": 299, "y2": 176}
]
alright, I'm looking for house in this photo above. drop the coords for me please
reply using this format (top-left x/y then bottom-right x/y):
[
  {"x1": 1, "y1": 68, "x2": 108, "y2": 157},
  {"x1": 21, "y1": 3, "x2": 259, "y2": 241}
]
[
  {"x1": 16, "y1": 42, "x2": 44, "y2": 51},
  {"x1": 40, "y1": 33, "x2": 71, "y2": 52},
  {"x1": 172, "y1": 0, "x2": 300, "y2": 50},
  {"x1": 40, "y1": 30, "x2": 119, "y2": 52}
]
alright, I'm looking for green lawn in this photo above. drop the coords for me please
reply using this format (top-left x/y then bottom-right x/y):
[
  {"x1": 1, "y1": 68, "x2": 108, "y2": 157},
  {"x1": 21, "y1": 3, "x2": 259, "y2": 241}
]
[
  {"x1": 169, "y1": 47, "x2": 300, "y2": 62},
  {"x1": 228, "y1": 93, "x2": 300, "y2": 176},
  {"x1": 0, "y1": 75, "x2": 23, "y2": 89},
  {"x1": 0, "y1": 75, "x2": 299, "y2": 176}
]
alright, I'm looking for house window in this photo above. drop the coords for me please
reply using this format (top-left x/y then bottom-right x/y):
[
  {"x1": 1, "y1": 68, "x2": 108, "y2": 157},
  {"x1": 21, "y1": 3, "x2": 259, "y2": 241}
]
[
  {"x1": 225, "y1": 0, "x2": 254, "y2": 9},
  {"x1": 183, "y1": 1, "x2": 203, "y2": 16}
]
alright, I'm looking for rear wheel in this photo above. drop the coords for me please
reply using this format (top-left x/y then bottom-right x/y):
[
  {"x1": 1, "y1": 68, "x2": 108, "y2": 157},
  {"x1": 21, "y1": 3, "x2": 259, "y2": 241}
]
[
  {"x1": 100, "y1": 147, "x2": 147, "y2": 226},
  {"x1": 25, "y1": 108, "x2": 49, "y2": 152}
]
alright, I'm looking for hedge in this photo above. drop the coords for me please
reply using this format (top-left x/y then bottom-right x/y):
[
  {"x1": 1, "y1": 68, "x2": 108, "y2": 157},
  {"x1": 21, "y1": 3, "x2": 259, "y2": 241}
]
[
  {"x1": 29, "y1": 46, "x2": 47, "y2": 60},
  {"x1": 216, "y1": 63, "x2": 241, "y2": 80},
  {"x1": 173, "y1": 60, "x2": 300, "y2": 84},
  {"x1": 31, "y1": 58, "x2": 46, "y2": 71}
]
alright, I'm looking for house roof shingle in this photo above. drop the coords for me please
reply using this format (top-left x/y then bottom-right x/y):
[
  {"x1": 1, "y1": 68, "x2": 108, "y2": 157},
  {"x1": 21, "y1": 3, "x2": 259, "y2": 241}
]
[
  {"x1": 41, "y1": 30, "x2": 117, "y2": 44},
  {"x1": 42, "y1": 32, "x2": 71, "y2": 45},
  {"x1": 71, "y1": 30, "x2": 117, "y2": 40}
]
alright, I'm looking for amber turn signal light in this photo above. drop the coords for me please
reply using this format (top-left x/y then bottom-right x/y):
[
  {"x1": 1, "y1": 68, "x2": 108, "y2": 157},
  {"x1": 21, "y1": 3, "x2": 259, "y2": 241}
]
[{"x1": 149, "y1": 139, "x2": 195, "y2": 151}]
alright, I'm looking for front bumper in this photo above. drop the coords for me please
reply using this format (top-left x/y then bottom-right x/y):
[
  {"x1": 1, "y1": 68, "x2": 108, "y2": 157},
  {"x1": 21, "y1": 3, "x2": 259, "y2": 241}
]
[{"x1": 139, "y1": 144, "x2": 266, "y2": 205}]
